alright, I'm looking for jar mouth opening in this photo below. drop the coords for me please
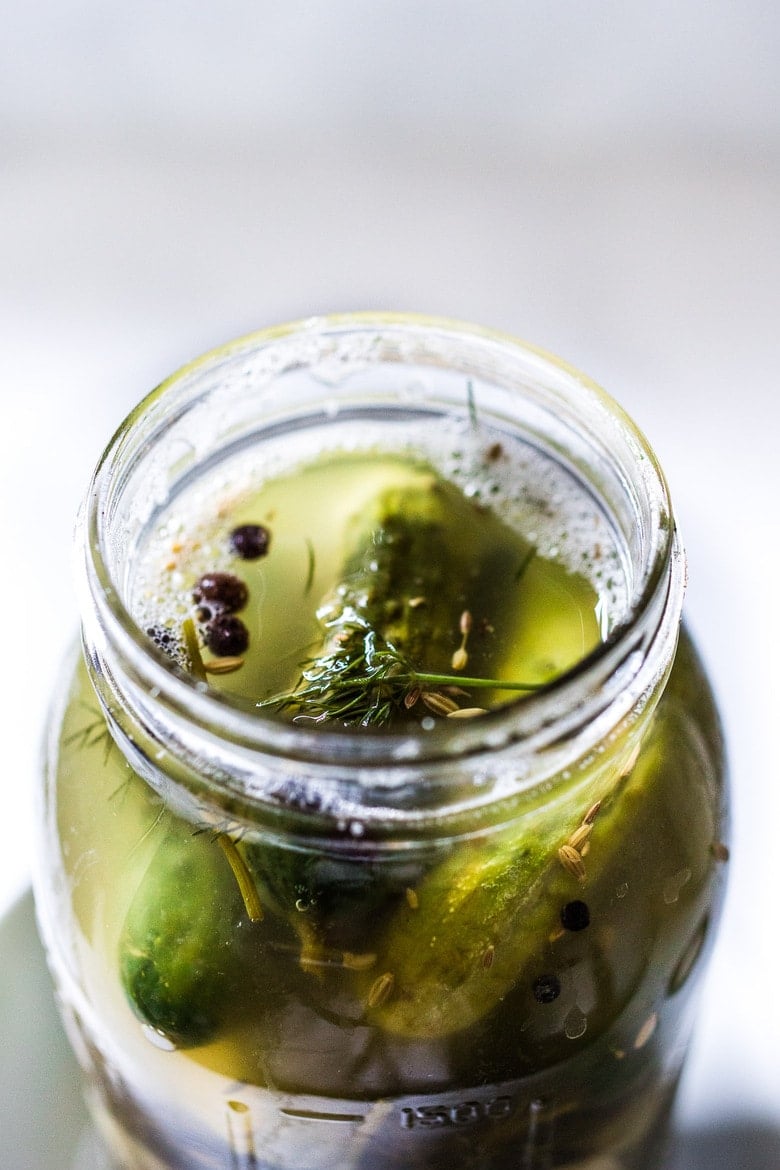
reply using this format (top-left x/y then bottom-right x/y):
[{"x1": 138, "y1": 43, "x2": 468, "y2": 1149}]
[{"x1": 80, "y1": 312, "x2": 684, "y2": 771}]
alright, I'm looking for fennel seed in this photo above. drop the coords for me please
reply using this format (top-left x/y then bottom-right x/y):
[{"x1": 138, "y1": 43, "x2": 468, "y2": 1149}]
[
  {"x1": 633, "y1": 1013, "x2": 658, "y2": 1050},
  {"x1": 367, "y1": 972, "x2": 395, "y2": 1008},
  {"x1": 567, "y1": 823, "x2": 593, "y2": 852},
  {"x1": 558, "y1": 844, "x2": 587, "y2": 883},
  {"x1": 583, "y1": 799, "x2": 602, "y2": 825},
  {"x1": 404, "y1": 686, "x2": 421, "y2": 710},
  {"x1": 203, "y1": 656, "x2": 245, "y2": 675},
  {"x1": 421, "y1": 691, "x2": 460, "y2": 717}
]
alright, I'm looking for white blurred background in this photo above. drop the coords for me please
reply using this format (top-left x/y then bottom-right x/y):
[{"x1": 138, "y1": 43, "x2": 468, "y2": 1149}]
[{"x1": 1, "y1": 3, "x2": 779, "y2": 1166}]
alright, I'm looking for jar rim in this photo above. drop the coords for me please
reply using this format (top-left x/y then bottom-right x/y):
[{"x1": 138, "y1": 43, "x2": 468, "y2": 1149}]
[{"x1": 79, "y1": 312, "x2": 684, "y2": 780}]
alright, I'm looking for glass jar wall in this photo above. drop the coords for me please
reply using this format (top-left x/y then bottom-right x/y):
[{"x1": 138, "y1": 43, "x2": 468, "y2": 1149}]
[{"x1": 34, "y1": 315, "x2": 728, "y2": 1170}]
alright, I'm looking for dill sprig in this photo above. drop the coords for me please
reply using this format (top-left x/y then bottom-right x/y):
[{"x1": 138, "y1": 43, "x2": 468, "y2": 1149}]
[
  {"x1": 64, "y1": 703, "x2": 116, "y2": 762},
  {"x1": 258, "y1": 623, "x2": 544, "y2": 728}
]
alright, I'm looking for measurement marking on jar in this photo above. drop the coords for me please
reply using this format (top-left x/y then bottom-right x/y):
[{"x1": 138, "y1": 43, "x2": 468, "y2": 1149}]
[
  {"x1": 400, "y1": 1096, "x2": 514, "y2": 1129},
  {"x1": 280, "y1": 1108, "x2": 366, "y2": 1124},
  {"x1": 522, "y1": 1099, "x2": 553, "y2": 1169}
]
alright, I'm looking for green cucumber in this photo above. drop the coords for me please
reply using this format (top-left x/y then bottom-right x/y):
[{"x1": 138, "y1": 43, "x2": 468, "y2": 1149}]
[
  {"x1": 364, "y1": 737, "x2": 660, "y2": 1039},
  {"x1": 322, "y1": 472, "x2": 533, "y2": 680},
  {"x1": 119, "y1": 828, "x2": 249, "y2": 1047}
]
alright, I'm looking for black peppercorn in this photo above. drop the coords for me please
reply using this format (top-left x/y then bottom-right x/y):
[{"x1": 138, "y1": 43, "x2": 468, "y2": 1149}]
[
  {"x1": 230, "y1": 523, "x2": 271, "y2": 560},
  {"x1": 532, "y1": 974, "x2": 562, "y2": 1004},
  {"x1": 192, "y1": 572, "x2": 248, "y2": 614},
  {"x1": 204, "y1": 614, "x2": 249, "y2": 657},
  {"x1": 560, "y1": 900, "x2": 591, "y2": 932}
]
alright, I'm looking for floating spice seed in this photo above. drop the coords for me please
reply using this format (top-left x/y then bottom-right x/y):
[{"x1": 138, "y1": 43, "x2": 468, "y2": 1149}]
[
  {"x1": 205, "y1": 614, "x2": 250, "y2": 657},
  {"x1": 447, "y1": 707, "x2": 489, "y2": 719},
  {"x1": 481, "y1": 944, "x2": 495, "y2": 970},
  {"x1": 367, "y1": 972, "x2": 395, "y2": 1009},
  {"x1": 560, "y1": 900, "x2": 591, "y2": 932},
  {"x1": 533, "y1": 974, "x2": 561, "y2": 1004},
  {"x1": 567, "y1": 823, "x2": 593, "y2": 852},
  {"x1": 229, "y1": 523, "x2": 271, "y2": 560},
  {"x1": 451, "y1": 609, "x2": 472, "y2": 670},
  {"x1": 404, "y1": 687, "x2": 421, "y2": 710},
  {"x1": 192, "y1": 572, "x2": 248, "y2": 614},
  {"x1": 203, "y1": 656, "x2": 245, "y2": 675},
  {"x1": 711, "y1": 841, "x2": 730, "y2": 862},
  {"x1": 583, "y1": 799, "x2": 602, "y2": 825},
  {"x1": 405, "y1": 888, "x2": 419, "y2": 910},
  {"x1": 558, "y1": 844, "x2": 587, "y2": 883},
  {"x1": 633, "y1": 1012, "x2": 658, "y2": 1050},
  {"x1": 421, "y1": 691, "x2": 460, "y2": 717}
]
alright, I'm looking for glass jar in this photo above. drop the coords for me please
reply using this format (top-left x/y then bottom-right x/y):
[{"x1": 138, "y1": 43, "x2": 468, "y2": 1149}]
[{"x1": 34, "y1": 314, "x2": 728, "y2": 1170}]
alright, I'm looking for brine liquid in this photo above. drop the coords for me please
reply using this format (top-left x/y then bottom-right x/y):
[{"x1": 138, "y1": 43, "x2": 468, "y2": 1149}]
[{"x1": 128, "y1": 434, "x2": 627, "y2": 717}]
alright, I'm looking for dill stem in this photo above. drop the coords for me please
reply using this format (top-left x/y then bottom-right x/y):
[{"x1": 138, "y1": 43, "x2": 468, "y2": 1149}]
[
  {"x1": 412, "y1": 671, "x2": 545, "y2": 692},
  {"x1": 216, "y1": 835, "x2": 264, "y2": 922},
  {"x1": 257, "y1": 669, "x2": 546, "y2": 709},
  {"x1": 182, "y1": 617, "x2": 207, "y2": 684}
]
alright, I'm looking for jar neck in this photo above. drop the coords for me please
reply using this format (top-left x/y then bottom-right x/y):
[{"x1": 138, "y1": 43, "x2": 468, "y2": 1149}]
[{"x1": 77, "y1": 313, "x2": 684, "y2": 830}]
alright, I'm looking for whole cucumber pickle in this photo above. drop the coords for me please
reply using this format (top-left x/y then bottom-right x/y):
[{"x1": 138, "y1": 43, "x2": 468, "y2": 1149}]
[
  {"x1": 363, "y1": 742, "x2": 650, "y2": 1039},
  {"x1": 119, "y1": 827, "x2": 253, "y2": 1047},
  {"x1": 364, "y1": 644, "x2": 720, "y2": 1048},
  {"x1": 316, "y1": 471, "x2": 534, "y2": 690},
  {"x1": 251, "y1": 472, "x2": 538, "y2": 968}
]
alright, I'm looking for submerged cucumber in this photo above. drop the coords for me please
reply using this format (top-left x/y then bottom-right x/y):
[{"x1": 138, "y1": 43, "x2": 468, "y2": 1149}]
[
  {"x1": 364, "y1": 826, "x2": 558, "y2": 1038},
  {"x1": 119, "y1": 828, "x2": 250, "y2": 1047},
  {"x1": 365, "y1": 733, "x2": 661, "y2": 1039},
  {"x1": 277, "y1": 469, "x2": 538, "y2": 726},
  {"x1": 323, "y1": 472, "x2": 534, "y2": 679}
]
